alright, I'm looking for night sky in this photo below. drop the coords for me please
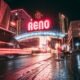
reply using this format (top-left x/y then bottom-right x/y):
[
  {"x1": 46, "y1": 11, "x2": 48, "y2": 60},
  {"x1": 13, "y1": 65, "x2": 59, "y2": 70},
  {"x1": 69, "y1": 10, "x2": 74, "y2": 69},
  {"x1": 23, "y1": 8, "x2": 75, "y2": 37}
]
[{"x1": 4, "y1": 0, "x2": 80, "y2": 21}]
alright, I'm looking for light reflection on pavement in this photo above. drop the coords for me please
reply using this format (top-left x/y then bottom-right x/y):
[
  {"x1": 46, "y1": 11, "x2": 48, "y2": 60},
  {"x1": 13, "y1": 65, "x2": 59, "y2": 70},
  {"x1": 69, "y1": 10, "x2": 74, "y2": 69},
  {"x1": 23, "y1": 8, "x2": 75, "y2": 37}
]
[{"x1": 0, "y1": 53, "x2": 80, "y2": 80}]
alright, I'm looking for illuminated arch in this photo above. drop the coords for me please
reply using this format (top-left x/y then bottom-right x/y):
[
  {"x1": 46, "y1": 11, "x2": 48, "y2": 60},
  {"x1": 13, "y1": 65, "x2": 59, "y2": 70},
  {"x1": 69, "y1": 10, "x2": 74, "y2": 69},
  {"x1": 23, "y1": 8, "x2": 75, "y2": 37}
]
[{"x1": 14, "y1": 31, "x2": 66, "y2": 41}]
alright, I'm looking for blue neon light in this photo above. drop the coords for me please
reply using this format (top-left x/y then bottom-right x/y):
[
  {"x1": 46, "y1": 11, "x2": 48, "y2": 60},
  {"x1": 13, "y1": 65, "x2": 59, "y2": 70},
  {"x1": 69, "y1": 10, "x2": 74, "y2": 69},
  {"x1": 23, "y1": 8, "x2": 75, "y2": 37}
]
[{"x1": 14, "y1": 31, "x2": 66, "y2": 41}]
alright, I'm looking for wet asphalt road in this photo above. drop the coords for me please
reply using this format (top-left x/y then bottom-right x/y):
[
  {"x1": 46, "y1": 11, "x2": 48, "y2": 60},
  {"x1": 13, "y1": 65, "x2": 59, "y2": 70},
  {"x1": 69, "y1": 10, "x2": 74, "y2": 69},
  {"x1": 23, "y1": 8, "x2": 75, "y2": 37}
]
[{"x1": 0, "y1": 52, "x2": 80, "y2": 80}]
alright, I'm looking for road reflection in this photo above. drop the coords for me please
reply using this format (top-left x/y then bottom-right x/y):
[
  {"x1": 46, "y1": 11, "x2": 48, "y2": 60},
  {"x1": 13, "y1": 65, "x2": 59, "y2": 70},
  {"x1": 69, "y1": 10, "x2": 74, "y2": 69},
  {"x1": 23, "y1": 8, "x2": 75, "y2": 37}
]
[
  {"x1": 0, "y1": 53, "x2": 80, "y2": 80},
  {"x1": 0, "y1": 61, "x2": 7, "y2": 80},
  {"x1": 67, "y1": 53, "x2": 80, "y2": 80}
]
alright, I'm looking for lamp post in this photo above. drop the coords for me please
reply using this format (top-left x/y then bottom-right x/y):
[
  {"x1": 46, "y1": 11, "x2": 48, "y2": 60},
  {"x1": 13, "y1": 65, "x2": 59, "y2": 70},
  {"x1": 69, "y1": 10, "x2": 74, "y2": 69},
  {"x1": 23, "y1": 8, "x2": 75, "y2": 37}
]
[{"x1": 14, "y1": 11, "x2": 21, "y2": 35}]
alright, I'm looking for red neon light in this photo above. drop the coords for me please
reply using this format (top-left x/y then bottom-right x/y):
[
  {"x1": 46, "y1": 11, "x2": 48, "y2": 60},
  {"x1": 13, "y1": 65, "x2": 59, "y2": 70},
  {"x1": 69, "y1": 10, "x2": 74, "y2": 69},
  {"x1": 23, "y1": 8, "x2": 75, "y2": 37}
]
[
  {"x1": 10, "y1": 21, "x2": 16, "y2": 27},
  {"x1": 27, "y1": 19, "x2": 50, "y2": 31}
]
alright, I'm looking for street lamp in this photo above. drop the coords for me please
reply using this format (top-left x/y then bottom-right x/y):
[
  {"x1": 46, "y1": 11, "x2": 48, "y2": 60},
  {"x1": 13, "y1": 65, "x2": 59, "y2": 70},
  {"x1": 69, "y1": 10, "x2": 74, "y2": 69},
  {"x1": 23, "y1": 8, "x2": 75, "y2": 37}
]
[
  {"x1": 10, "y1": 21, "x2": 16, "y2": 27},
  {"x1": 75, "y1": 42, "x2": 80, "y2": 49}
]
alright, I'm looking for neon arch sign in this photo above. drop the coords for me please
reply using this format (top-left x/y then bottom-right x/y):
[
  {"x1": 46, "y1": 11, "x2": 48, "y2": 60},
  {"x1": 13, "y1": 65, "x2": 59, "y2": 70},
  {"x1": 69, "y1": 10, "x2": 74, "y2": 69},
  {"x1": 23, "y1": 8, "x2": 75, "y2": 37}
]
[
  {"x1": 27, "y1": 19, "x2": 50, "y2": 31},
  {"x1": 14, "y1": 31, "x2": 66, "y2": 41}
]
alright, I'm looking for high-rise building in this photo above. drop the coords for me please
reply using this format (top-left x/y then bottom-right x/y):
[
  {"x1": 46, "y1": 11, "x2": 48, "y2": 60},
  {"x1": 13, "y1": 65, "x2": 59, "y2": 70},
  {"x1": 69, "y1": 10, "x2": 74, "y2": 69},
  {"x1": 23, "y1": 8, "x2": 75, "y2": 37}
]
[
  {"x1": 59, "y1": 13, "x2": 69, "y2": 45},
  {"x1": 59, "y1": 13, "x2": 69, "y2": 33}
]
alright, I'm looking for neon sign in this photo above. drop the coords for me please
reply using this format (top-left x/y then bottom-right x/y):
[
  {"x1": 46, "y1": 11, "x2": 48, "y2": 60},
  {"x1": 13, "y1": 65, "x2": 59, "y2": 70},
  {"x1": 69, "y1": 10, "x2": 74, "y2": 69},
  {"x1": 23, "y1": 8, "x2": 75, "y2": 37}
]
[
  {"x1": 14, "y1": 31, "x2": 66, "y2": 41},
  {"x1": 27, "y1": 19, "x2": 50, "y2": 31}
]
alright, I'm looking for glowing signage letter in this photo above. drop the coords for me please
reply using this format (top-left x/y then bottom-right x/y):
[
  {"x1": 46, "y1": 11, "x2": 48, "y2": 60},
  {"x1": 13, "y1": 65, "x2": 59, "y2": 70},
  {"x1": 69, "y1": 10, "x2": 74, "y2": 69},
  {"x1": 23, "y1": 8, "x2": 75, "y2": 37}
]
[
  {"x1": 28, "y1": 22, "x2": 33, "y2": 31},
  {"x1": 44, "y1": 20, "x2": 50, "y2": 29},
  {"x1": 39, "y1": 21, "x2": 44, "y2": 30},
  {"x1": 33, "y1": 21, "x2": 38, "y2": 30}
]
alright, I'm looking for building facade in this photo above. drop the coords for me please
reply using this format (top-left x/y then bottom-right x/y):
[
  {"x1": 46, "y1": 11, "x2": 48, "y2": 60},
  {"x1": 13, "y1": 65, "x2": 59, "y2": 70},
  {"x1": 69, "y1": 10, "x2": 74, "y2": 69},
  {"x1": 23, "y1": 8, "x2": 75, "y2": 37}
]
[
  {"x1": 0, "y1": 0, "x2": 14, "y2": 47},
  {"x1": 0, "y1": 0, "x2": 32, "y2": 48},
  {"x1": 67, "y1": 20, "x2": 80, "y2": 50},
  {"x1": 0, "y1": 0, "x2": 10, "y2": 29},
  {"x1": 10, "y1": 9, "x2": 32, "y2": 35},
  {"x1": 59, "y1": 13, "x2": 69, "y2": 33}
]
